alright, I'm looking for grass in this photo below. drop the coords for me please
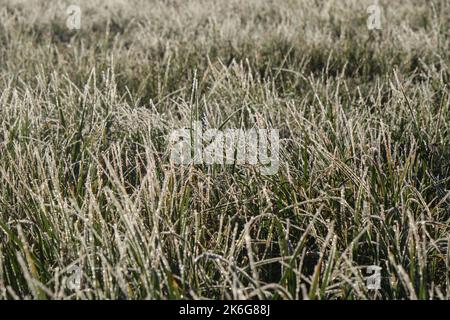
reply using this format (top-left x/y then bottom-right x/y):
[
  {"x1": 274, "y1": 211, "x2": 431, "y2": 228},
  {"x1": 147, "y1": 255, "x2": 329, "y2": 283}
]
[{"x1": 0, "y1": 0, "x2": 449, "y2": 299}]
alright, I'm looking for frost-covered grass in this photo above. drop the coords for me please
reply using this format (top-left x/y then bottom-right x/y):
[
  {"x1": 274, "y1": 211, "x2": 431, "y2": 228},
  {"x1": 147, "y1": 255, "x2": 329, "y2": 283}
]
[{"x1": 0, "y1": 0, "x2": 448, "y2": 299}]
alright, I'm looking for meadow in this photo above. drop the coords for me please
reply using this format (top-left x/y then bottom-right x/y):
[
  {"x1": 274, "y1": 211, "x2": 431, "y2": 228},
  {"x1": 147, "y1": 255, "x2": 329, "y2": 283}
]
[{"x1": 0, "y1": 0, "x2": 449, "y2": 299}]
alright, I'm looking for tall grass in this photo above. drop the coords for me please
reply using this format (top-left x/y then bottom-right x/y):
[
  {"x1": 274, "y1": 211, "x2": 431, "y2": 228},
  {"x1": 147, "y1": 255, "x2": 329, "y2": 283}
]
[{"x1": 0, "y1": 0, "x2": 449, "y2": 299}]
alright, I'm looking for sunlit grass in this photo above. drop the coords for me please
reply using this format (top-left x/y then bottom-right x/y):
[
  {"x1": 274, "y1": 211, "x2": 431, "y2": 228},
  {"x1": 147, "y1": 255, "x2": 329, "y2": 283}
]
[{"x1": 0, "y1": 0, "x2": 448, "y2": 300}]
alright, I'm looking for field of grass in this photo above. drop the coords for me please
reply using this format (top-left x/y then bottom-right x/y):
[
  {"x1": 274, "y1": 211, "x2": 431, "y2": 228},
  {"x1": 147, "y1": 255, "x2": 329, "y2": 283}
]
[{"x1": 0, "y1": 0, "x2": 449, "y2": 299}]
